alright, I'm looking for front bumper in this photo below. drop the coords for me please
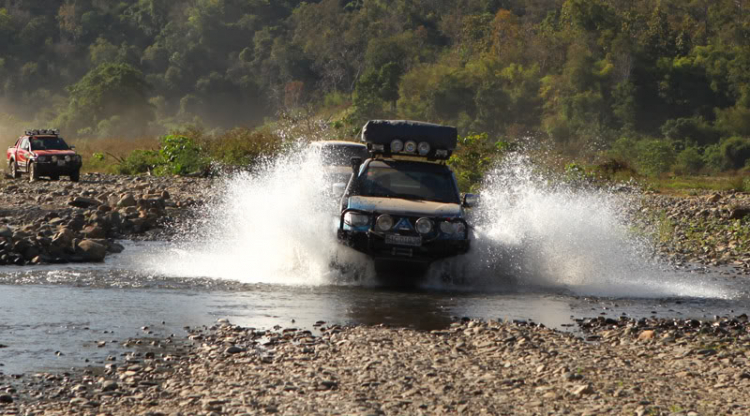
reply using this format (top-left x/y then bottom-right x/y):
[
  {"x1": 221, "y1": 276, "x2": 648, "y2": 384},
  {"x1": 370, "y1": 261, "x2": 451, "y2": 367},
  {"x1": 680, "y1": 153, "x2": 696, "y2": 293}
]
[
  {"x1": 36, "y1": 160, "x2": 81, "y2": 175},
  {"x1": 337, "y1": 209, "x2": 470, "y2": 263}
]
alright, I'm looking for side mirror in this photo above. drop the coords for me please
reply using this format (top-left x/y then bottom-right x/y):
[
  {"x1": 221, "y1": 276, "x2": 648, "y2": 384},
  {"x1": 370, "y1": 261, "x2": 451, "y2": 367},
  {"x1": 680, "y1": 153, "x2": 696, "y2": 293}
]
[
  {"x1": 350, "y1": 157, "x2": 363, "y2": 174},
  {"x1": 332, "y1": 182, "x2": 347, "y2": 196},
  {"x1": 462, "y1": 193, "x2": 479, "y2": 208},
  {"x1": 70, "y1": 145, "x2": 76, "y2": 150}
]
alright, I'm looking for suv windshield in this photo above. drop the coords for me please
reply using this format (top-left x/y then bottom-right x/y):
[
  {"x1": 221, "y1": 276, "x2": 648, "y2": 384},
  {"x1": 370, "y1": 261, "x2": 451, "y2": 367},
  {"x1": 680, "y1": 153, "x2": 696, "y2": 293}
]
[
  {"x1": 358, "y1": 161, "x2": 459, "y2": 204},
  {"x1": 320, "y1": 145, "x2": 369, "y2": 166},
  {"x1": 30, "y1": 137, "x2": 70, "y2": 151}
]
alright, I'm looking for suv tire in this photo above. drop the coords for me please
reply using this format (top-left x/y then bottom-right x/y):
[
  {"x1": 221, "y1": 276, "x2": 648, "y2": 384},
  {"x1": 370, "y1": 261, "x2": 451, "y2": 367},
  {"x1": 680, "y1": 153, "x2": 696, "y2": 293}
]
[
  {"x1": 70, "y1": 169, "x2": 80, "y2": 183},
  {"x1": 29, "y1": 162, "x2": 39, "y2": 182},
  {"x1": 8, "y1": 160, "x2": 20, "y2": 179}
]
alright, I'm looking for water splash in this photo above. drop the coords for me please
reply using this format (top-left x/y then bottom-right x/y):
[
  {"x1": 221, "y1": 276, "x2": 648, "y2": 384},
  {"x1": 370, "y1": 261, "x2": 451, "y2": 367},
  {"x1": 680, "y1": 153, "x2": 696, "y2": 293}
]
[
  {"x1": 150, "y1": 147, "x2": 373, "y2": 285},
  {"x1": 430, "y1": 154, "x2": 734, "y2": 299}
]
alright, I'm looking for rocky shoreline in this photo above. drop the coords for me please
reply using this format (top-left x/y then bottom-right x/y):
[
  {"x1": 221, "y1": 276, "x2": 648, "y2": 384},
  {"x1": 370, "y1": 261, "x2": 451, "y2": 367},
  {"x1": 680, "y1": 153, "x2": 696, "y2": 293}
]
[
  {"x1": 0, "y1": 173, "x2": 212, "y2": 266},
  {"x1": 2, "y1": 318, "x2": 749, "y2": 415},
  {"x1": 636, "y1": 191, "x2": 750, "y2": 275}
]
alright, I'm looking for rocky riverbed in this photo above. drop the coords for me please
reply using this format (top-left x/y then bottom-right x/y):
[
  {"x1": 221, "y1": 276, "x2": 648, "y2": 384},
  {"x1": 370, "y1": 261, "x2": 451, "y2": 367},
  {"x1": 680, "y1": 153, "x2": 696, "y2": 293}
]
[
  {"x1": 2, "y1": 318, "x2": 749, "y2": 415},
  {"x1": 636, "y1": 191, "x2": 750, "y2": 275},
  {"x1": 0, "y1": 173, "x2": 212, "y2": 265}
]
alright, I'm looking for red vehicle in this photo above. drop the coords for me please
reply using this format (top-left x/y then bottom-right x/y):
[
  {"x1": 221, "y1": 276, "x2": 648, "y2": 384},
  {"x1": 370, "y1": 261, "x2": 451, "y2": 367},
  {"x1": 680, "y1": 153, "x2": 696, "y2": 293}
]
[{"x1": 6, "y1": 129, "x2": 81, "y2": 182}]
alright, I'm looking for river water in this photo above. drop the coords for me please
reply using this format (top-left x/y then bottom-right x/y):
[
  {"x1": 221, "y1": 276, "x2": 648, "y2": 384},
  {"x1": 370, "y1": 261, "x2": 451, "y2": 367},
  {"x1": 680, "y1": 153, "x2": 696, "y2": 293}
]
[
  {"x1": 1, "y1": 154, "x2": 748, "y2": 374},
  {"x1": 0, "y1": 241, "x2": 746, "y2": 375}
]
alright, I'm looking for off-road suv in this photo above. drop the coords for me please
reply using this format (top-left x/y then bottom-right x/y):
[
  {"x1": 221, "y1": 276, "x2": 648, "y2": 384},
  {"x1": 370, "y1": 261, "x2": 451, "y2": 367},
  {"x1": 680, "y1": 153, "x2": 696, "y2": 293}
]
[
  {"x1": 336, "y1": 120, "x2": 477, "y2": 274},
  {"x1": 6, "y1": 129, "x2": 82, "y2": 182}
]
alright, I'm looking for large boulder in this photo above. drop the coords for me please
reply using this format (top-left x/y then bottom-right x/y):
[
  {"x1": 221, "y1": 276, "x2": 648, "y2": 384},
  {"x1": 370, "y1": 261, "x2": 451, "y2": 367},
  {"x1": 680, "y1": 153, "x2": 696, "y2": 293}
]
[
  {"x1": 0, "y1": 226, "x2": 12, "y2": 238},
  {"x1": 76, "y1": 240, "x2": 107, "y2": 262},
  {"x1": 51, "y1": 228, "x2": 75, "y2": 248},
  {"x1": 82, "y1": 225, "x2": 106, "y2": 239},
  {"x1": 729, "y1": 206, "x2": 750, "y2": 220},
  {"x1": 69, "y1": 197, "x2": 102, "y2": 209},
  {"x1": 117, "y1": 194, "x2": 137, "y2": 208}
]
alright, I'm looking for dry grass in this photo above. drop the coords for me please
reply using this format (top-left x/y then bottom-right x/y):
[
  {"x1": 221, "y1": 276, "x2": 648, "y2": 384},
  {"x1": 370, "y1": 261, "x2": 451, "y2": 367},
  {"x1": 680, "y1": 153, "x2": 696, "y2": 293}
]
[
  {"x1": 647, "y1": 174, "x2": 750, "y2": 195},
  {"x1": 70, "y1": 136, "x2": 160, "y2": 173}
]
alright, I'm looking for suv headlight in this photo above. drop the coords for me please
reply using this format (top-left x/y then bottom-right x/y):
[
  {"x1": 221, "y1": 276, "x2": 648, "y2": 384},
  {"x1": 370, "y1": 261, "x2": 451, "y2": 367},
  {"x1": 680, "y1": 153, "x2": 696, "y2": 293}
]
[
  {"x1": 344, "y1": 212, "x2": 371, "y2": 227},
  {"x1": 415, "y1": 217, "x2": 433, "y2": 235}
]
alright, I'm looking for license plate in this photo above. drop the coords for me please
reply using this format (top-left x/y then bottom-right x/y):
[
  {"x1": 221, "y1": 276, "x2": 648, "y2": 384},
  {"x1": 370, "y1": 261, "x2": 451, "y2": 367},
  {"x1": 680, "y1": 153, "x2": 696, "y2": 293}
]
[
  {"x1": 385, "y1": 234, "x2": 422, "y2": 247},
  {"x1": 57, "y1": 160, "x2": 65, "y2": 166}
]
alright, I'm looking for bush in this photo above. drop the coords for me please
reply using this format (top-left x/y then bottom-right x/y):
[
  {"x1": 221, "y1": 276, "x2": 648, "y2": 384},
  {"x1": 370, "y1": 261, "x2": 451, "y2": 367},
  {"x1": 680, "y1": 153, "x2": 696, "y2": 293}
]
[
  {"x1": 199, "y1": 127, "x2": 285, "y2": 169},
  {"x1": 703, "y1": 143, "x2": 724, "y2": 171},
  {"x1": 158, "y1": 134, "x2": 208, "y2": 175},
  {"x1": 661, "y1": 117, "x2": 720, "y2": 146},
  {"x1": 608, "y1": 136, "x2": 639, "y2": 164},
  {"x1": 635, "y1": 139, "x2": 676, "y2": 176},
  {"x1": 720, "y1": 136, "x2": 750, "y2": 170},
  {"x1": 448, "y1": 133, "x2": 507, "y2": 192},
  {"x1": 674, "y1": 147, "x2": 704, "y2": 175},
  {"x1": 115, "y1": 149, "x2": 163, "y2": 175}
]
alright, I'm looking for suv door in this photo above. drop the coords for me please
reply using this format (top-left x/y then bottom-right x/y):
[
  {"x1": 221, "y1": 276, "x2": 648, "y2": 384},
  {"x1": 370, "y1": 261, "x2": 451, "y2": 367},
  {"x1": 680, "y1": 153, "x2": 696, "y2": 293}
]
[{"x1": 17, "y1": 138, "x2": 30, "y2": 170}]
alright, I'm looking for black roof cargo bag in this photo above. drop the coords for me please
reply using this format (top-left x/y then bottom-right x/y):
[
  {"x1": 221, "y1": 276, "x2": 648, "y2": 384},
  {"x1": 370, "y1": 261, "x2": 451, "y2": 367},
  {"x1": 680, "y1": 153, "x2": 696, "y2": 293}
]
[{"x1": 361, "y1": 120, "x2": 457, "y2": 151}]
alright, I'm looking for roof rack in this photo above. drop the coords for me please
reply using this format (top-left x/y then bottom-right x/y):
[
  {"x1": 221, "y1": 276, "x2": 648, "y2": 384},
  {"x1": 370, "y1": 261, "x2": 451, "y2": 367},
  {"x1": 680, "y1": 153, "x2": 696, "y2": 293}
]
[
  {"x1": 25, "y1": 129, "x2": 60, "y2": 136},
  {"x1": 361, "y1": 120, "x2": 457, "y2": 160}
]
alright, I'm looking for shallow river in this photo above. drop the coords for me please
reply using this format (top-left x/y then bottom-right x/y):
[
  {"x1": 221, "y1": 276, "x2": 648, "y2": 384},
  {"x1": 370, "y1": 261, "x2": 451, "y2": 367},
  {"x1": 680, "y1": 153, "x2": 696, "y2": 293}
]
[{"x1": 1, "y1": 241, "x2": 748, "y2": 375}]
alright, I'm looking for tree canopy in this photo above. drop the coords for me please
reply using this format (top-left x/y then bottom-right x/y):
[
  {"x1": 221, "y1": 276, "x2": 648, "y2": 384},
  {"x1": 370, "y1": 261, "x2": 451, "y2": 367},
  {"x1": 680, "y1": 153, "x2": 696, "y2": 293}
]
[{"x1": 0, "y1": 0, "x2": 747, "y2": 171}]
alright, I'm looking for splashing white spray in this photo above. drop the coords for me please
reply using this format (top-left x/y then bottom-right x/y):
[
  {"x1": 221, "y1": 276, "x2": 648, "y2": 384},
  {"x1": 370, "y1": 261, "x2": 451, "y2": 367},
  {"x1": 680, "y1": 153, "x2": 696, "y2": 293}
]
[
  {"x1": 150, "y1": 148, "x2": 372, "y2": 285},
  {"x1": 432, "y1": 154, "x2": 733, "y2": 299}
]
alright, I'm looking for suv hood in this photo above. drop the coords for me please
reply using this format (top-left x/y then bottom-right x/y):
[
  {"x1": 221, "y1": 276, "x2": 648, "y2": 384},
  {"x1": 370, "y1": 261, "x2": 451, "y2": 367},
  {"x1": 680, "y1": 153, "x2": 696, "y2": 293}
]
[
  {"x1": 33, "y1": 150, "x2": 76, "y2": 157},
  {"x1": 348, "y1": 195, "x2": 462, "y2": 218}
]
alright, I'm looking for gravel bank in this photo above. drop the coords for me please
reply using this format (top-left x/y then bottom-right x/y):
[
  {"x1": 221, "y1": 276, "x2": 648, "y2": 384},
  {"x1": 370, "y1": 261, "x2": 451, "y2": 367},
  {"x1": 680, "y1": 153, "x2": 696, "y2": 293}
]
[
  {"x1": 0, "y1": 173, "x2": 212, "y2": 265},
  {"x1": 2, "y1": 318, "x2": 749, "y2": 415},
  {"x1": 637, "y1": 191, "x2": 750, "y2": 274}
]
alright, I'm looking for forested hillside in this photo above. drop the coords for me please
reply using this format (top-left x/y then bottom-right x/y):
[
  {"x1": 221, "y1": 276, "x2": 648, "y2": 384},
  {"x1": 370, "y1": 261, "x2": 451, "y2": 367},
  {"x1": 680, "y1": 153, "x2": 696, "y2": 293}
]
[{"x1": 1, "y1": 0, "x2": 750, "y2": 173}]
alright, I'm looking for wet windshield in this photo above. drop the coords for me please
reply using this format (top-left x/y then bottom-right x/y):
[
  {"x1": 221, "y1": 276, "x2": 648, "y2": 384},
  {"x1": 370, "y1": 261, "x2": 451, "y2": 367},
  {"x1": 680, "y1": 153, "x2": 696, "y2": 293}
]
[
  {"x1": 319, "y1": 145, "x2": 369, "y2": 166},
  {"x1": 359, "y1": 162, "x2": 459, "y2": 203},
  {"x1": 30, "y1": 137, "x2": 70, "y2": 151}
]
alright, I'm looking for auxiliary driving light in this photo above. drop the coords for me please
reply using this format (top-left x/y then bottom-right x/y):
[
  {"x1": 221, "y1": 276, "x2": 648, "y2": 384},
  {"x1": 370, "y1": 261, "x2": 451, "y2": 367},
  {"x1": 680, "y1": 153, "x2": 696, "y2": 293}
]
[
  {"x1": 390, "y1": 139, "x2": 404, "y2": 153},
  {"x1": 439, "y1": 221, "x2": 454, "y2": 234},
  {"x1": 440, "y1": 221, "x2": 466, "y2": 236},
  {"x1": 415, "y1": 217, "x2": 433, "y2": 235},
  {"x1": 405, "y1": 141, "x2": 417, "y2": 153},
  {"x1": 376, "y1": 214, "x2": 394, "y2": 231},
  {"x1": 417, "y1": 142, "x2": 430, "y2": 156},
  {"x1": 454, "y1": 222, "x2": 466, "y2": 235},
  {"x1": 51, "y1": 156, "x2": 58, "y2": 162}
]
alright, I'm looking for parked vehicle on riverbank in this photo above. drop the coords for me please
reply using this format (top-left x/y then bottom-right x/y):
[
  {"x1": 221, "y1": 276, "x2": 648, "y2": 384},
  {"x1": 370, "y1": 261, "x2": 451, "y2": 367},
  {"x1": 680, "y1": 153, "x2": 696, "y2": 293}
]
[
  {"x1": 336, "y1": 120, "x2": 477, "y2": 275},
  {"x1": 6, "y1": 129, "x2": 82, "y2": 182}
]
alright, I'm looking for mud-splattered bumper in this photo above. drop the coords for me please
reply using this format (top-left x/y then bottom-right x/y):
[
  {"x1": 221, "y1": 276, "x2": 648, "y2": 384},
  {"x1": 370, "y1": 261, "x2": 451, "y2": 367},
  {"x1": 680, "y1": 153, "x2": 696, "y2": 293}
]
[{"x1": 337, "y1": 209, "x2": 470, "y2": 264}]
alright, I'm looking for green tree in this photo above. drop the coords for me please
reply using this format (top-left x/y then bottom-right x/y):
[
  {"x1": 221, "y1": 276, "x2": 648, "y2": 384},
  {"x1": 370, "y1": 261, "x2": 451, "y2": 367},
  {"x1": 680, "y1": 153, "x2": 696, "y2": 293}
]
[{"x1": 57, "y1": 63, "x2": 154, "y2": 137}]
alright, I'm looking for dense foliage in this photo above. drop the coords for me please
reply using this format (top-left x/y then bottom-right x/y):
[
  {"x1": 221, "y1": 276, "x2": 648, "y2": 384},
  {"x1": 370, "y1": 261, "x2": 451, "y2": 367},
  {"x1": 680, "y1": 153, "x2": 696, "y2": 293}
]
[{"x1": 1, "y1": 0, "x2": 750, "y2": 174}]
